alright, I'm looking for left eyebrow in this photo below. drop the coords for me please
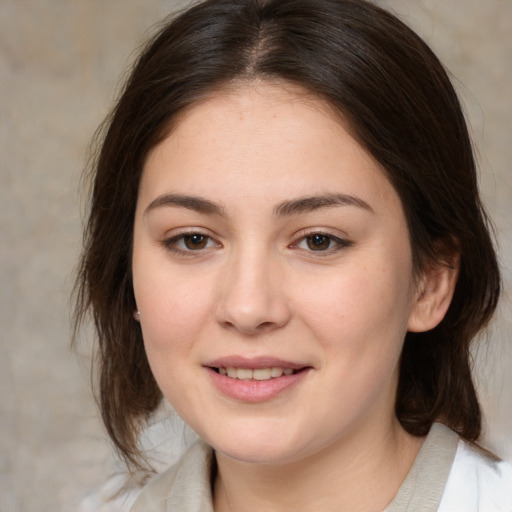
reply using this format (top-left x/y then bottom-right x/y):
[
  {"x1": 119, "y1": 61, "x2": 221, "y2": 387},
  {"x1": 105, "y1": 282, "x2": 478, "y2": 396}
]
[{"x1": 274, "y1": 193, "x2": 375, "y2": 217}]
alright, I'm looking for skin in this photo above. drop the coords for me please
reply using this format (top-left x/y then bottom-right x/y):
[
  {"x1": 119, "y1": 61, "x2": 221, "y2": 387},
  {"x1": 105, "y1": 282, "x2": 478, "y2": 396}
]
[{"x1": 132, "y1": 82, "x2": 457, "y2": 511}]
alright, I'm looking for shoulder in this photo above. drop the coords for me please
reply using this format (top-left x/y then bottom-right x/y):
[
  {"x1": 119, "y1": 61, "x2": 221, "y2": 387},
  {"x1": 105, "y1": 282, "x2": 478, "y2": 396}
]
[
  {"x1": 130, "y1": 439, "x2": 214, "y2": 512},
  {"x1": 439, "y1": 439, "x2": 512, "y2": 512}
]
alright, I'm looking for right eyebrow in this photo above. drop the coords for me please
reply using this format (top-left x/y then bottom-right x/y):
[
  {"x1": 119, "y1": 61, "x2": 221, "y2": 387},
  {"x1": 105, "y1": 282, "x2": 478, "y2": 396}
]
[{"x1": 144, "y1": 193, "x2": 226, "y2": 217}]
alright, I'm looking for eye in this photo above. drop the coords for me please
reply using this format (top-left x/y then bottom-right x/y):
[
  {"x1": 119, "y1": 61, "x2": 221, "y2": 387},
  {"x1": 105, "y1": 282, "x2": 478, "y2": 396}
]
[
  {"x1": 182, "y1": 233, "x2": 209, "y2": 250},
  {"x1": 305, "y1": 234, "x2": 332, "y2": 251},
  {"x1": 164, "y1": 232, "x2": 219, "y2": 253},
  {"x1": 294, "y1": 232, "x2": 350, "y2": 253}
]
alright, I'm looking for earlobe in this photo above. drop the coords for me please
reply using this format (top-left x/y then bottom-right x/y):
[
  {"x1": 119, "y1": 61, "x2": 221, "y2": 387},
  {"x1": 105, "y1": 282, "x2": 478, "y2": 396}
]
[{"x1": 407, "y1": 256, "x2": 459, "y2": 333}]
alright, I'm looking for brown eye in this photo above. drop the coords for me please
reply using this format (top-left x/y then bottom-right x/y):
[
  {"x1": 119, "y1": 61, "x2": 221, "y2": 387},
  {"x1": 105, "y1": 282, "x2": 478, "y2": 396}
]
[
  {"x1": 183, "y1": 234, "x2": 208, "y2": 250},
  {"x1": 294, "y1": 232, "x2": 350, "y2": 254},
  {"x1": 163, "y1": 232, "x2": 220, "y2": 255},
  {"x1": 306, "y1": 234, "x2": 332, "y2": 251}
]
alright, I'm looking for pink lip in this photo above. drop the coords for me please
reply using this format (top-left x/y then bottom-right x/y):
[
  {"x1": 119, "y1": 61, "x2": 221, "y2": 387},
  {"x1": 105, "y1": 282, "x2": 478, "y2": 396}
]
[
  {"x1": 204, "y1": 356, "x2": 305, "y2": 370},
  {"x1": 204, "y1": 356, "x2": 311, "y2": 403}
]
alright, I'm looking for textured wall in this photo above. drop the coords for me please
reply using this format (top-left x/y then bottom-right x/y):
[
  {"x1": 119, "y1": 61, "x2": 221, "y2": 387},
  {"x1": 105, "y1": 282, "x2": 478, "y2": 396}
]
[{"x1": 1, "y1": 1, "x2": 510, "y2": 510}]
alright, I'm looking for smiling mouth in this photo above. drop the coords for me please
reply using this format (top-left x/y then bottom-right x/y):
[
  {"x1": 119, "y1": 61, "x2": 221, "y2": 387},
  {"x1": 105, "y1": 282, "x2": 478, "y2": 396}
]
[
  {"x1": 207, "y1": 363, "x2": 311, "y2": 401},
  {"x1": 211, "y1": 367, "x2": 303, "y2": 381}
]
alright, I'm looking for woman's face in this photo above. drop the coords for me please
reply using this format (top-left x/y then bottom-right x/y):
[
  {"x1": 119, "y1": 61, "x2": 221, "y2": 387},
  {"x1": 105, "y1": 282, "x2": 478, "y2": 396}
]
[{"x1": 132, "y1": 83, "x2": 422, "y2": 464}]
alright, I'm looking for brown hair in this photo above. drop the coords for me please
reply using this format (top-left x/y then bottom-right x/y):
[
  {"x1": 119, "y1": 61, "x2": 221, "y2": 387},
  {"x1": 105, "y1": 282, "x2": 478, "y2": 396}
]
[{"x1": 74, "y1": 0, "x2": 500, "y2": 471}]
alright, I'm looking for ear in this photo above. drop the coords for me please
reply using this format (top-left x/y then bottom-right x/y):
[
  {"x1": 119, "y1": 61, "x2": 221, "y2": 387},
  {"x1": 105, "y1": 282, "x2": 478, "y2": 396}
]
[{"x1": 407, "y1": 254, "x2": 459, "y2": 333}]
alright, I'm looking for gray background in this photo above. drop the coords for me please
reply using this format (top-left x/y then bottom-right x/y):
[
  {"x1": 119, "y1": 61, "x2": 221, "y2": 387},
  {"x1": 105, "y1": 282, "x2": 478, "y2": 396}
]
[{"x1": 1, "y1": 1, "x2": 511, "y2": 510}]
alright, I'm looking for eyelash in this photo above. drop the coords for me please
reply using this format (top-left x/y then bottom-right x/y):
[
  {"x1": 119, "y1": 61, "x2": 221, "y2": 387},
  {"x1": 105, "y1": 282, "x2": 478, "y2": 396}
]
[
  {"x1": 291, "y1": 231, "x2": 352, "y2": 255},
  {"x1": 163, "y1": 231, "x2": 220, "y2": 255},
  {"x1": 162, "y1": 230, "x2": 352, "y2": 256}
]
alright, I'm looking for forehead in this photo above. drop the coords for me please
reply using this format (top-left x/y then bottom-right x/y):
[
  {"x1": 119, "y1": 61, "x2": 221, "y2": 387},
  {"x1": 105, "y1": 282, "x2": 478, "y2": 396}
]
[{"x1": 139, "y1": 82, "x2": 400, "y2": 217}]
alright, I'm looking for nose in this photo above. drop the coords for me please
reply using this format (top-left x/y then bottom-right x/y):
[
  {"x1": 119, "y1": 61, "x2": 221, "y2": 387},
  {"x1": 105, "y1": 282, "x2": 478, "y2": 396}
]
[{"x1": 215, "y1": 250, "x2": 291, "y2": 335}]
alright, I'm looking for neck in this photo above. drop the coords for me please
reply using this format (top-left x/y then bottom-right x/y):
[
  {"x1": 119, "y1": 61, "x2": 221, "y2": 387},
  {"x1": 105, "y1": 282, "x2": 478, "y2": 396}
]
[{"x1": 213, "y1": 418, "x2": 424, "y2": 512}]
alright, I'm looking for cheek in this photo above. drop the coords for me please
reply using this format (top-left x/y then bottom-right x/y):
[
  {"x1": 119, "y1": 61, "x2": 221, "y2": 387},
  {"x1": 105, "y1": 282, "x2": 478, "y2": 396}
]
[
  {"x1": 133, "y1": 262, "x2": 215, "y2": 359},
  {"x1": 135, "y1": 272, "x2": 215, "y2": 409},
  {"x1": 294, "y1": 258, "x2": 413, "y2": 355}
]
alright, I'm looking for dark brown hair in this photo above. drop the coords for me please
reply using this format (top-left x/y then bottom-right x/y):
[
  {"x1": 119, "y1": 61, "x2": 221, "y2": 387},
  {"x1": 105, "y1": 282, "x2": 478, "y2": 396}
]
[{"x1": 74, "y1": 0, "x2": 500, "y2": 470}]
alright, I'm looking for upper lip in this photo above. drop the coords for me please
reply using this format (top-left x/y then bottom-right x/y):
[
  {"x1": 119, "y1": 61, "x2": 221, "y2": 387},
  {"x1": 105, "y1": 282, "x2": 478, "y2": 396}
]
[{"x1": 204, "y1": 356, "x2": 308, "y2": 370}]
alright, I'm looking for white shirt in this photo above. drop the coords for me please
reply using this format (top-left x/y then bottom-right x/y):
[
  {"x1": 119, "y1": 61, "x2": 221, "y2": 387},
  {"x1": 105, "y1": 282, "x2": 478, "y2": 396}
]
[{"x1": 439, "y1": 438, "x2": 512, "y2": 511}]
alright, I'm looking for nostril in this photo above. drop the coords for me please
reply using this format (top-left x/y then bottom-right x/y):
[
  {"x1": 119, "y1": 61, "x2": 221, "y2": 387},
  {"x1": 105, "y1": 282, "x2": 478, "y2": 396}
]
[
  {"x1": 215, "y1": 291, "x2": 291, "y2": 334},
  {"x1": 219, "y1": 318, "x2": 281, "y2": 335}
]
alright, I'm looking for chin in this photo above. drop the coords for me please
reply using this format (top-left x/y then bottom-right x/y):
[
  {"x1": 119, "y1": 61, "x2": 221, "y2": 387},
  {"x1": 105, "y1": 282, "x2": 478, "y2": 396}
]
[
  {"x1": 205, "y1": 426, "x2": 313, "y2": 466},
  {"x1": 217, "y1": 443, "x2": 298, "y2": 465}
]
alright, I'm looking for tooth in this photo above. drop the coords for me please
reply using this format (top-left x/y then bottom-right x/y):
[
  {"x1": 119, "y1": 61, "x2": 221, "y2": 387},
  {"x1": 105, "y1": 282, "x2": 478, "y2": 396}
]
[
  {"x1": 270, "y1": 367, "x2": 284, "y2": 378},
  {"x1": 237, "y1": 368, "x2": 253, "y2": 380},
  {"x1": 253, "y1": 368, "x2": 271, "y2": 380},
  {"x1": 222, "y1": 366, "x2": 295, "y2": 380}
]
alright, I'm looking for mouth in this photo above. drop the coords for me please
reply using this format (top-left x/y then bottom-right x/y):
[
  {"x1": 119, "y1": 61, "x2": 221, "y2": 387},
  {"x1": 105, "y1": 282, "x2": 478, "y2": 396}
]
[
  {"x1": 204, "y1": 357, "x2": 311, "y2": 402},
  {"x1": 211, "y1": 366, "x2": 300, "y2": 381}
]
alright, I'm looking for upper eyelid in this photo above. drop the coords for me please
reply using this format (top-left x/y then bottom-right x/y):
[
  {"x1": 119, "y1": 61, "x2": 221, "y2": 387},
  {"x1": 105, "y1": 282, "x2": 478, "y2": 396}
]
[
  {"x1": 162, "y1": 230, "x2": 221, "y2": 250},
  {"x1": 167, "y1": 232, "x2": 217, "y2": 241},
  {"x1": 290, "y1": 231, "x2": 352, "y2": 252},
  {"x1": 160, "y1": 227, "x2": 350, "y2": 249},
  {"x1": 163, "y1": 227, "x2": 217, "y2": 239},
  {"x1": 291, "y1": 227, "x2": 350, "y2": 242},
  {"x1": 161, "y1": 228, "x2": 349, "y2": 241},
  {"x1": 295, "y1": 234, "x2": 348, "y2": 245}
]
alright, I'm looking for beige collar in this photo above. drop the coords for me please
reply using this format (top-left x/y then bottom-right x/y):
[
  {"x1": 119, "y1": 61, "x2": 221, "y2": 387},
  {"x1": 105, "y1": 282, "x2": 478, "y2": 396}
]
[{"x1": 131, "y1": 422, "x2": 458, "y2": 512}]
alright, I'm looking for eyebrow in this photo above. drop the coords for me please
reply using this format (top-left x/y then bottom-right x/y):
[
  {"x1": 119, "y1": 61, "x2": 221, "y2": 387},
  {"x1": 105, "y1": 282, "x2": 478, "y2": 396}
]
[
  {"x1": 145, "y1": 194, "x2": 226, "y2": 217},
  {"x1": 144, "y1": 192, "x2": 374, "y2": 217},
  {"x1": 274, "y1": 193, "x2": 374, "y2": 216}
]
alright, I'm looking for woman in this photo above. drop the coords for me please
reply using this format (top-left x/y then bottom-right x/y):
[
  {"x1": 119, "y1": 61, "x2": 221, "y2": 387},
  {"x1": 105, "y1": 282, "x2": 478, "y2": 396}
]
[{"x1": 75, "y1": 0, "x2": 512, "y2": 510}]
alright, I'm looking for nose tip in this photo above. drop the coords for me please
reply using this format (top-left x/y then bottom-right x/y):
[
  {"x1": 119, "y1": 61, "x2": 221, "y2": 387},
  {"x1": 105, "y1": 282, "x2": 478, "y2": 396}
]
[
  {"x1": 220, "y1": 308, "x2": 289, "y2": 335},
  {"x1": 215, "y1": 260, "x2": 291, "y2": 335}
]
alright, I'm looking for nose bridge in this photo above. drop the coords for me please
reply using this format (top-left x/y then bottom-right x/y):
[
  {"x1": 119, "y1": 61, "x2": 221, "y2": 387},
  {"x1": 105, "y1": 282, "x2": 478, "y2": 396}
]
[{"x1": 216, "y1": 242, "x2": 290, "y2": 334}]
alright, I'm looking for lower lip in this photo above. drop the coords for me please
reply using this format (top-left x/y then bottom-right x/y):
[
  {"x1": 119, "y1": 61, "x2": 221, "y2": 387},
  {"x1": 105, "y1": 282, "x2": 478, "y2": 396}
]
[{"x1": 206, "y1": 368, "x2": 310, "y2": 403}]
